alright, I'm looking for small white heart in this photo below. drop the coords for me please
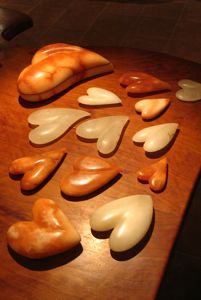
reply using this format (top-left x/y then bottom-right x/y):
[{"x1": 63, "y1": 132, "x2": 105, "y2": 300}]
[
  {"x1": 90, "y1": 195, "x2": 153, "y2": 252},
  {"x1": 132, "y1": 123, "x2": 178, "y2": 152},
  {"x1": 76, "y1": 116, "x2": 129, "y2": 155},
  {"x1": 78, "y1": 87, "x2": 122, "y2": 105},
  {"x1": 135, "y1": 98, "x2": 170, "y2": 120},
  {"x1": 28, "y1": 108, "x2": 90, "y2": 145},
  {"x1": 176, "y1": 79, "x2": 201, "y2": 102}
]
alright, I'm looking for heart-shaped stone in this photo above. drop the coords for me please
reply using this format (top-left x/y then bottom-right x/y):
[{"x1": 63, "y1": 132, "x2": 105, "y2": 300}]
[
  {"x1": 7, "y1": 198, "x2": 81, "y2": 259},
  {"x1": 137, "y1": 158, "x2": 167, "y2": 191},
  {"x1": 9, "y1": 148, "x2": 67, "y2": 190},
  {"x1": 119, "y1": 71, "x2": 171, "y2": 95},
  {"x1": 76, "y1": 116, "x2": 129, "y2": 155},
  {"x1": 28, "y1": 108, "x2": 90, "y2": 145},
  {"x1": 90, "y1": 195, "x2": 153, "y2": 252},
  {"x1": 17, "y1": 43, "x2": 113, "y2": 102},
  {"x1": 135, "y1": 98, "x2": 170, "y2": 120},
  {"x1": 176, "y1": 79, "x2": 201, "y2": 102},
  {"x1": 132, "y1": 123, "x2": 178, "y2": 153},
  {"x1": 78, "y1": 87, "x2": 122, "y2": 106},
  {"x1": 60, "y1": 156, "x2": 121, "y2": 196}
]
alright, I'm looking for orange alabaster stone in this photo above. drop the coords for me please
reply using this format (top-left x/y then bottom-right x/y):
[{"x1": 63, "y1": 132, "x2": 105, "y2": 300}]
[
  {"x1": 137, "y1": 158, "x2": 168, "y2": 192},
  {"x1": 17, "y1": 43, "x2": 113, "y2": 102},
  {"x1": 7, "y1": 198, "x2": 81, "y2": 259},
  {"x1": 9, "y1": 148, "x2": 67, "y2": 190},
  {"x1": 60, "y1": 156, "x2": 121, "y2": 197},
  {"x1": 119, "y1": 71, "x2": 171, "y2": 95}
]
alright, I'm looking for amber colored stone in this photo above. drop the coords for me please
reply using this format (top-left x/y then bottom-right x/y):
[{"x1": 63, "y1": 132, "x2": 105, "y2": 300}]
[
  {"x1": 137, "y1": 158, "x2": 168, "y2": 192},
  {"x1": 9, "y1": 148, "x2": 67, "y2": 190},
  {"x1": 7, "y1": 198, "x2": 81, "y2": 259},
  {"x1": 17, "y1": 43, "x2": 113, "y2": 102},
  {"x1": 60, "y1": 156, "x2": 121, "y2": 196},
  {"x1": 119, "y1": 71, "x2": 171, "y2": 95}
]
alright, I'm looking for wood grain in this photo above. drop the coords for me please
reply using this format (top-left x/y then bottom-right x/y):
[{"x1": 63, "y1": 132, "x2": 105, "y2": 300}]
[{"x1": 0, "y1": 46, "x2": 201, "y2": 300}]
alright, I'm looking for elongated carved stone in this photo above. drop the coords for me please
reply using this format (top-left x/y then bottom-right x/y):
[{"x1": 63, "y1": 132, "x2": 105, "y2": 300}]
[
  {"x1": 9, "y1": 148, "x2": 67, "y2": 190},
  {"x1": 90, "y1": 195, "x2": 153, "y2": 252},
  {"x1": 28, "y1": 108, "x2": 90, "y2": 145},
  {"x1": 7, "y1": 198, "x2": 81, "y2": 259},
  {"x1": 119, "y1": 72, "x2": 171, "y2": 95},
  {"x1": 60, "y1": 156, "x2": 121, "y2": 196},
  {"x1": 137, "y1": 158, "x2": 168, "y2": 191},
  {"x1": 17, "y1": 43, "x2": 113, "y2": 102}
]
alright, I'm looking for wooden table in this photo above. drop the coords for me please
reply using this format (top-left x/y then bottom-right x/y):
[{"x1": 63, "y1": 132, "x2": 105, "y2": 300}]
[{"x1": 0, "y1": 46, "x2": 201, "y2": 300}]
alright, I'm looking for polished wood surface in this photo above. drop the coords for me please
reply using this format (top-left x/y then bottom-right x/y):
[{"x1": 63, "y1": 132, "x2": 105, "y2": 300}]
[{"x1": 0, "y1": 46, "x2": 201, "y2": 300}]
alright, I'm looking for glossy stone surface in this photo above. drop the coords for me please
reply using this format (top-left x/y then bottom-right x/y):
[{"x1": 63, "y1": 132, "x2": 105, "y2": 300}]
[
  {"x1": 78, "y1": 87, "x2": 122, "y2": 106},
  {"x1": 90, "y1": 195, "x2": 153, "y2": 252},
  {"x1": 60, "y1": 156, "x2": 121, "y2": 196},
  {"x1": 119, "y1": 71, "x2": 171, "y2": 95},
  {"x1": 17, "y1": 43, "x2": 113, "y2": 102},
  {"x1": 176, "y1": 79, "x2": 201, "y2": 102},
  {"x1": 137, "y1": 157, "x2": 168, "y2": 192},
  {"x1": 76, "y1": 116, "x2": 129, "y2": 155},
  {"x1": 7, "y1": 198, "x2": 81, "y2": 259},
  {"x1": 9, "y1": 148, "x2": 67, "y2": 190},
  {"x1": 135, "y1": 98, "x2": 170, "y2": 120},
  {"x1": 132, "y1": 123, "x2": 178, "y2": 153},
  {"x1": 28, "y1": 108, "x2": 90, "y2": 145}
]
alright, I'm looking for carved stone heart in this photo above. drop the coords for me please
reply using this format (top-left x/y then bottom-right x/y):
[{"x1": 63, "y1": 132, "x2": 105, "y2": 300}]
[
  {"x1": 132, "y1": 123, "x2": 178, "y2": 153},
  {"x1": 78, "y1": 87, "x2": 122, "y2": 106},
  {"x1": 7, "y1": 198, "x2": 81, "y2": 259},
  {"x1": 60, "y1": 156, "x2": 121, "y2": 196},
  {"x1": 176, "y1": 79, "x2": 201, "y2": 102},
  {"x1": 28, "y1": 108, "x2": 90, "y2": 145},
  {"x1": 135, "y1": 98, "x2": 170, "y2": 120},
  {"x1": 137, "y1": 158, "x2": 168, "y2": 191},
  {"x1": 76, "y1": 116, "x2": 129, "y2": 155},
  {"x1": 90, "y1": 195, "x2": 153, "y2": 252},
  {"x1": 9, "y1": 148, "x2": 67, "y2": 190},
  {"x1": 119, "y1": 71, "x2": 171, "y2": 95}
]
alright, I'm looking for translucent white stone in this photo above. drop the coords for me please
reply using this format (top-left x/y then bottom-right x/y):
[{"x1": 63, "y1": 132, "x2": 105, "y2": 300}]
[
  {"x1": 76, "y1": 116, "x2": 129, "y2": 154},
  {"x1": 28, "y1": 108, "x2": 90, "y2": 145},
  {"x1": 90, "y1": 195, "x2": 153, "y2": 252},
  {"x1": 132, "y1": 123, "x2": 178, "y2": 152},
  {"x1": 78, "y1": 87, "x2": 122, "y2": 105},
  {"x1": 176, "y1": 79, "x2": 201, "y2": 102}
]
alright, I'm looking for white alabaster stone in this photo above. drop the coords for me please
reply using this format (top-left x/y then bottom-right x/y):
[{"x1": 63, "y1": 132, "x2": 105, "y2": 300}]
[
  {"x1": 78, "y1": 87, "x2": 122, "y2": 105},
  {"x1": 132, "y1": 123, "x2": 178, "y2": 152},
  {"x1": 90, "y1": 195, "x2": 153, "y2": 252},
  {"x1": 176, "y1": 79, "x2": 201, "y2": 102},
  {"x1": 28, "y1": 108, "x2": 90, "y2": 145},
  {"x1": 76, "y1": 116, "x2": 129, "y2": 154}
]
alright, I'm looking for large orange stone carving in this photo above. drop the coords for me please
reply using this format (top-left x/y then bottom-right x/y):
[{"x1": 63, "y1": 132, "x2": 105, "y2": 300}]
[
  {"x1": 17, "y1": 43, "x2": 113, "y2": 102},
  {"x1": 7, "y1": 198, "x2": 81, "y2": 259}
]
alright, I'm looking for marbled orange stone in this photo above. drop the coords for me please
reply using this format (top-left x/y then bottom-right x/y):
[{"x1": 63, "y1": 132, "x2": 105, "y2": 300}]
[
  {"x1": 7, "y1": 198, "x2": 81, "y2": 259},
  {"x1": 60, "y1": 156, "x2": 121, "y2": 196},
  {"x1": 119, "y1": 71, "x2": 171, "y2": 95}
]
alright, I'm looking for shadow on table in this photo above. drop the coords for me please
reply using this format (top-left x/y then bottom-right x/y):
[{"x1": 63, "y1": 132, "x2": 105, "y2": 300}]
[{"x1": 8, "y1": 243, "x2": 83, "y2": 271}]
